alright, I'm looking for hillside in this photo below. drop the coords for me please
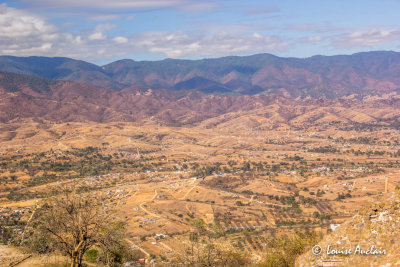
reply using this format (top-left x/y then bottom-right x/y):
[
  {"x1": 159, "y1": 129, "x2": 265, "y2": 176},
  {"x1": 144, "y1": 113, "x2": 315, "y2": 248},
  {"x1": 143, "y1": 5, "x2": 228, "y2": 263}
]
[
  {"x1": 2, "y1": 53, "x2": 400, "y2": 266},
  {"x1": 2, "y1": 72, "x2": 400, "y2": 126},
  {"x1": 1, "y1": 51, "x2": 400, "y2": 98},
  {"x1": 297, "y1": 190, "x2": 400, "y2": 266}
]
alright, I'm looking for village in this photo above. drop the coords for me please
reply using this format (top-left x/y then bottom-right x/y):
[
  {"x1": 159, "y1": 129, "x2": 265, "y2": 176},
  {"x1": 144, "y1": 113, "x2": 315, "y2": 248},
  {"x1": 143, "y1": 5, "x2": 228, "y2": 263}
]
[{"x1": 1, "y1": 119, "x2": 400, "y2": 264}]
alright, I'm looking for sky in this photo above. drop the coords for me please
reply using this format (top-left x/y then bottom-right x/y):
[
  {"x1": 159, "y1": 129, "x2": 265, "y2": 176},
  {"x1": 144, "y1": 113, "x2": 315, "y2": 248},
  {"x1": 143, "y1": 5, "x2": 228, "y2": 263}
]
[{"x1": 1, "y1": 0, "x2": 400, "y2": 64}]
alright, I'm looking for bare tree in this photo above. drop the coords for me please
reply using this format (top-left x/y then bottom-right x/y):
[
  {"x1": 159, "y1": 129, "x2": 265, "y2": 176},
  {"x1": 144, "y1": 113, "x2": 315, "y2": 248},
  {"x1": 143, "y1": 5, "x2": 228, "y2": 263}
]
[
  {"x1": 178, "y1": 218, "x2": 250, "y2": 266},
  {"x1": 28, "y1": 189, "x2": 130, "y2": 267}
]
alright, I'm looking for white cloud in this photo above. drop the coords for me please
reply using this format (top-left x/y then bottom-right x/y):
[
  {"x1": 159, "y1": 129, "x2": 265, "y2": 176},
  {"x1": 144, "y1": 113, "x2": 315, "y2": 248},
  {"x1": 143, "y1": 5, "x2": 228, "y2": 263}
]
[
  {"x1": 88, "y1": 32, "x2": 107, "y2": 41},
  {"x1": 133, "y1": 31, "x2": 288, "y2": 58},
  {"x1": 2, "y1": 42, "x2": 53, "y2": 54},
  {"x1": 333, "y1": 28, "x2": 400, "y2": 48},
  {"x1": 0, "y1": 4, "x2": 121, "y2": 59},
  {"x1": 0, "y1": 4, "x2": 289, "y2": 61},
  {"x1": 253, "y1": 32, "x2": 263, "y2": 39},
  {"x1": 284, "y1": 23, "x2": 347, "y2": 34},
  {"x1": 94, "y1": 24, "x2": 116, "y2": 32},
  {"x1": 0, "y1": 3, "x2": 61, "y2": 56},
  {"x1": 306, "y1": 36, "x2": 323, "y2": 43},
  {"x1": 0, "y1": 3, "x2": 56, "y2": 38},
  {"x1": 113, "y1": 36, "x2": 128, "y2": 44}
]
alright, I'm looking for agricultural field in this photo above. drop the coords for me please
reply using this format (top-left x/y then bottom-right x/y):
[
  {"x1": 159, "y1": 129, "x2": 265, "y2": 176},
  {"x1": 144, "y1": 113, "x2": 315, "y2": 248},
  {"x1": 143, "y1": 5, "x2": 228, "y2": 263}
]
[
  {"x1": 1, "y1": 118, "x2": 400, "y2": 265},
  {"x1": 0, "y1": 121, "x2": 400, "y2": 266}
]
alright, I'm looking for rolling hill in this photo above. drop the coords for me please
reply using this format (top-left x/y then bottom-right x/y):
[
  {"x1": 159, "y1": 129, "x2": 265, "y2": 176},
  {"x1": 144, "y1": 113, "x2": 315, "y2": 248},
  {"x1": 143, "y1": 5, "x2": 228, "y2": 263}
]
[{"x1": 1, "y1": 71, "x2": 400, "y2": 127}]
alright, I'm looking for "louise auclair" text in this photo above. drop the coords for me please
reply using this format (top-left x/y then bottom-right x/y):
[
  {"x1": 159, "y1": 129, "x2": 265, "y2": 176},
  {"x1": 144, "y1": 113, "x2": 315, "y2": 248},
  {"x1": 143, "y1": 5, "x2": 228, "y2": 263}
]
[{"x1": 326, "y1": 245, "x2": 386, "y2": 256}]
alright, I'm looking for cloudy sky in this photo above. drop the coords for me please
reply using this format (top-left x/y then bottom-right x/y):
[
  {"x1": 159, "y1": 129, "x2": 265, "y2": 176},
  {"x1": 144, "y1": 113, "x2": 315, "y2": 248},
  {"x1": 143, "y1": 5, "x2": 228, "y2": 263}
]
[{"x1": 2, "y1": 0, "x2": 400, "y2": 64}]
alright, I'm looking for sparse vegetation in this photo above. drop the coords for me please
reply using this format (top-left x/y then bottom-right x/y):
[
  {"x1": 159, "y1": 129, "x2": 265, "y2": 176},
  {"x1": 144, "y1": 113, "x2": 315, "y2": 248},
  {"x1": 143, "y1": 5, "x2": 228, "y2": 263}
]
[
  {"x1": 1, "y1": 116, "x2": 400, "y2": 266},
  {"x1": 24, "y1": 189, "x2": 135, "y2": 267}
]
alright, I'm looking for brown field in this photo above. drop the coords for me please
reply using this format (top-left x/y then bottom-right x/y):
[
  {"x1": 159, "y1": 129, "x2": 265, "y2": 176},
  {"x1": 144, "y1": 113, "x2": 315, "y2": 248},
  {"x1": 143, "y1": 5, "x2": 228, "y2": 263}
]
[{"x1": 1, "y1": 118, "x2": 400, "y2": 265}]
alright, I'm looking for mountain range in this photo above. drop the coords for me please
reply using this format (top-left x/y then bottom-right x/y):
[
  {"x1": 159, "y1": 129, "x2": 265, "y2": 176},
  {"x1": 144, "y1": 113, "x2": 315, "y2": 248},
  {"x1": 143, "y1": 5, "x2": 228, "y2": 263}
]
[
  {"x1": 2, "y1": 51, "x2": 400, "y2": 125},
  {"x1": 1, "y1": 71, "x2": 400, "y2": 126},
  {"x1": 1, "y1": 51, "x2": 400, "y2": 98}
]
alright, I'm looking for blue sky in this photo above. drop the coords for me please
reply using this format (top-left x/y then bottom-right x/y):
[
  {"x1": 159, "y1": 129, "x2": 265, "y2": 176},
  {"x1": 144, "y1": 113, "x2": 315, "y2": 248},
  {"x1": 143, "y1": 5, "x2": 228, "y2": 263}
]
[{"x1": 1, "y1": 0, "x2": 400, "y2": 64}]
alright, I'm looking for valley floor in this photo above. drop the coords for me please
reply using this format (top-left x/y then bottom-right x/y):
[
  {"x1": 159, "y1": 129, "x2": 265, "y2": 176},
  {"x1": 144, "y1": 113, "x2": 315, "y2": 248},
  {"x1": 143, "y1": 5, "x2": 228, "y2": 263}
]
[{"x1": 1, "y1": 119, "x2": 400, "y2": 265}]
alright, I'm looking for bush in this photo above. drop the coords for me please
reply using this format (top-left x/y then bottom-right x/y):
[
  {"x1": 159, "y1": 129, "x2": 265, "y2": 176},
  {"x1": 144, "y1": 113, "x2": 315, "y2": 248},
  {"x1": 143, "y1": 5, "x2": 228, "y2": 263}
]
[{"x1": 84, "y1": 249, "x2": 99, "y2": 262}]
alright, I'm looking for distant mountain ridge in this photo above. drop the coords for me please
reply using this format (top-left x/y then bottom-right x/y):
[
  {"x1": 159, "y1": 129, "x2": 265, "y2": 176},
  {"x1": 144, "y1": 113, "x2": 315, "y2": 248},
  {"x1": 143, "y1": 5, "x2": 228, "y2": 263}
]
[
  {"x1": 1, "y1": 71, "x2": 400, "y2": 126},
  {"x1": 1, "y1": 51, "x2": 400, "y2": 98}
]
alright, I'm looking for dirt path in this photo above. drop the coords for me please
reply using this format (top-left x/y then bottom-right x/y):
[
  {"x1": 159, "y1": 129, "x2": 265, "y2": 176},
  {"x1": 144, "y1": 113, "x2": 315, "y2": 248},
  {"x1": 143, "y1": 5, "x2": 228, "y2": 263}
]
[
  {"x1": 139, "y1": 190, "x2": 158, "y2": 217},
  {"x1": 178, "y1": 184, "x2": 197, "y2": 200},
  {"x1": 19, "y1": 205, "x2": 37, "y2": 245},
  {"x1": 238, "y1": 193, "x2": 254, "y2": 205},
  {"x1": 158, "y1": 241, "x2": 180, "y2": 255},
  {"x1": 185, "y1": 203, "x2": 192, "y2": 214},
  {"x1": 168, "y1": 178, "x2": 199, "y2": 201},
  {"x1": 247, "y1": 195, "x2": 255, "y2": 205},
  {"x1": 125, "y1": 239, "x2": 150, "y2": 257},
  {"x1": 117, "y1": 186, "x2": 139, "y2": 206}
]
